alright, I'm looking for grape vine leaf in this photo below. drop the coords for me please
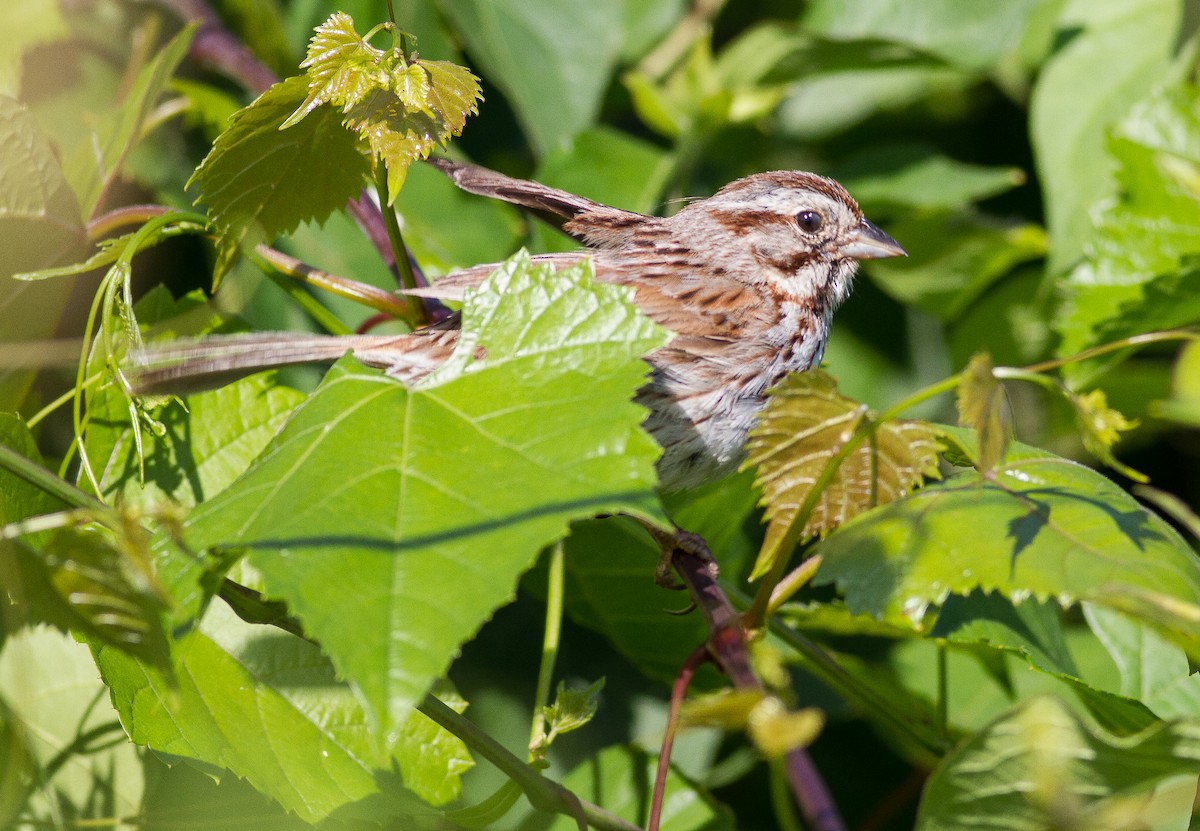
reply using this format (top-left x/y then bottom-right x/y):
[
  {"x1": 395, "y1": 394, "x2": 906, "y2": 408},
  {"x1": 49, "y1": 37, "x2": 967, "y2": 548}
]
[
  {"x1": 282, "y1": 12, "x2": 482, "y2": 197},
  {"x1": 744, "y1": 370, "x2": 942, "y2": 580},
  {"x1": 814, "y1": 439, "x2": 1200, "y2": 639},
  {"x1": 180, "y1": 252, "x2": 670, "y2": 743},
  {"x1": 188, "y1": 74, "x2": 368, "y2": 282},
  {"x1": 917, "y1": 696, "x2": 1200, "y2": 831}
]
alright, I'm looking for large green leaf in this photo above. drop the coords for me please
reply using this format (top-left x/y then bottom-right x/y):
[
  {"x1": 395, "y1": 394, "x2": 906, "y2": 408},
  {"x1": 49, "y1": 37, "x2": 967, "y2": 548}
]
[
  {"x1": 435, "y1": 0, "x2": 624, "y2": 155},
  {"x1": 94, "y1": 599, "x2": 467, "y2": 823},
  {"x1": 814, "y1": 446, "x2": 1200, "y2": 632},
  {"x1": 182, "y1": 253, "x2": 670, "y2": 741},
  {"x1": 917, "y1": 696, "x2": 1199, "y2": 831},
  {"x1": 1029, "y1": 0, "x2": 1182, "y2": 275}
]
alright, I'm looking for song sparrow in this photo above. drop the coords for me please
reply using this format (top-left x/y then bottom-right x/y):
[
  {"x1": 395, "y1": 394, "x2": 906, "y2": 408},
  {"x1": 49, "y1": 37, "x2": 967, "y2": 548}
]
[{"x1": 136, "y1": 158, "x2": 904, "y2": 492}]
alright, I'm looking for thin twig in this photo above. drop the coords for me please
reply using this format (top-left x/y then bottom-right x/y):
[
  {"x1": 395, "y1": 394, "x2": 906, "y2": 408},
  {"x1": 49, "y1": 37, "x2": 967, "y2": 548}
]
[
  {"x1": 670, "y1": 548, "x2": 847, "y2": 831},
  {"x1": 648, "y1": 644, "x2": 709, "y2": 831}
]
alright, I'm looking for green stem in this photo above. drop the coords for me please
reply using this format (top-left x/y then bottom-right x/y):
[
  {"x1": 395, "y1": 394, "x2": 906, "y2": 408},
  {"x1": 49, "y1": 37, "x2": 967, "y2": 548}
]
[
  {"x1": 529, "y1": 541, "x2": 565, "y2": 759},
  {"x1": 254, "y1": 244, "x2": 411, "y2": 321},
  {"x1": 252, "y1": 261, "x2": 353, "y2": 336},
  {"x1": 372, "y1": 165, "x2": 425, "y2": 326},
  {"x1": 417, "y1": 695, "x2": 641, "y2": 831},
  {"x1": 0, "y1": 443, "x2": 108, "y2": 513},
  {"x1": 936, "y1": 642, "x2": 948, "y2": 740}
]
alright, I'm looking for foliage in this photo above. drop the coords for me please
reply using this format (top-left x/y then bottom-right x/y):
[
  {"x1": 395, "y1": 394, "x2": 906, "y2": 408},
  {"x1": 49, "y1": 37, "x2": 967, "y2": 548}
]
[{"x1": 1, "y1": 1, "x2": 1199, "y2": 830}]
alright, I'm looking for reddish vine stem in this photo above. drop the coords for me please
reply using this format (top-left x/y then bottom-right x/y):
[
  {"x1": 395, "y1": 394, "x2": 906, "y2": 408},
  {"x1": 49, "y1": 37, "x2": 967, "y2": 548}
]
[
  {"x1": 671, "y1": 548, "x2": 847, "y2": 831},
  {"x1": 648, "y1": 644, "x2": 710, "y2": 831}
]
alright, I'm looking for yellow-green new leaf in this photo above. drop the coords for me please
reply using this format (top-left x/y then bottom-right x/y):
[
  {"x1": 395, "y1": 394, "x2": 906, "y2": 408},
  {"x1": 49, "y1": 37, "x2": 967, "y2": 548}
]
[
  {"x1": 1070, "y1": 389, "x2": 1145, "y2": 482},
  {"x1": 283, "y1": 13, "x2": 482, "y2": 200},
  {"x1": 957, "y1": 351, "x2": 1009, "y2": 474},
  {"x1": 745, "y1": 371, "x2": 942, "y2": 580}
]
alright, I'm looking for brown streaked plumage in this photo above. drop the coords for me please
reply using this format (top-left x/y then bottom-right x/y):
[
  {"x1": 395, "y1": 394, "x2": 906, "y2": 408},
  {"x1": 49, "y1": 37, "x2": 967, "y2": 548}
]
[{"x1": 135, "y1": 158, "x2": 904, "y2": 491}]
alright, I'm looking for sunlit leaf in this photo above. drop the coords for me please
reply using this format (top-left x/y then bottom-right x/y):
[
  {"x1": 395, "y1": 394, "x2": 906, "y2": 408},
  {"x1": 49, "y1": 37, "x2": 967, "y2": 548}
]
[
  {"x1": 745, "y1": 370, "x2": 942, "y2": 580},
  {"x1": 1150, "y1": 340, "x2": 1200, "y2": 427},
  {"x1": 283, "y1": 13, "x2": 482, "y2": 198},
  {"x1": 181, "y1": 253, "x2": 670, "y2": 742}
]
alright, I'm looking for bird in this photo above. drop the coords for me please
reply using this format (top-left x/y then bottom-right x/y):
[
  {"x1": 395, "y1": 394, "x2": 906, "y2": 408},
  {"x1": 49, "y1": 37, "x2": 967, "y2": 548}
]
[{"x1": 135, "y1": 157, "x2": 905, "y2": 493}]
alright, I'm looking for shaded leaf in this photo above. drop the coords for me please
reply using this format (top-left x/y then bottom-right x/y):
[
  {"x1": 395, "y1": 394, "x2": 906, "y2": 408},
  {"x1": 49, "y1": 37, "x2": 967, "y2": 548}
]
[
  {"x1": 917, "y1": 696, "x2": 1200, "y2": 831},
  {"x1": 181, "y1": 253, "x2": 670, "y2": 742},
  {"x1": 188, "y1": 74, "x2": 367, "y2": 275},
  {"x1": 1150, "y1": 340, "x2": 1200, "y2": 427},
  {"x1": 839, "y1": 148, "x2": 1026, "y2": 212},
  {"x1": 745, "y1": 370, "x2": 942, "y2": 580},
  {"x1": 956, "y1": 352, "x2": 1008, "y2": 474}
]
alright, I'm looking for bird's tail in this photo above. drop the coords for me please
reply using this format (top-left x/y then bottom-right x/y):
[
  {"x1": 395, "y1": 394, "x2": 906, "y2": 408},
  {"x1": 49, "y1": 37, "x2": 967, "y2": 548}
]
[{"x1": 130, "y1": 332, "x2": 409, "y2": 394}]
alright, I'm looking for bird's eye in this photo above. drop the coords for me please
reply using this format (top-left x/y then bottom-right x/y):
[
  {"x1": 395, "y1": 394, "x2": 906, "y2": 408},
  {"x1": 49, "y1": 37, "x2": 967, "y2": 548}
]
[{"x1": 796, "y1": 210, "x2": 823, "y2": 233}]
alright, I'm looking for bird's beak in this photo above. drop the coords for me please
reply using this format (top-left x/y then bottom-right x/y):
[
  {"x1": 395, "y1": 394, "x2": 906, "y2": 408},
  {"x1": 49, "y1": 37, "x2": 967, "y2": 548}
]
[{"x1": 844, "y1": 219, "x2": 906, "y2": 260}]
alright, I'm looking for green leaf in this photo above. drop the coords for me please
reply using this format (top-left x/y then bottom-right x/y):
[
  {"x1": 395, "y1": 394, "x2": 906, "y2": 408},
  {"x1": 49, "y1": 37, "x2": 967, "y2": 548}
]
[
  {"x1": 933, "y1": 592, "x2": 1161, "y2": 735},
  {"x1": 555, "y1": 517, "x2": 718, "y2": 686},
  {"x1": 515, "y1": 743, "x2": 734, "y2": 831},
  {"x1": 917, "y1": 696, "x2": 1200, "y2": 831},
  {"x1": 804, "y1": 0, "x2": 1048, "y2": 71},
  {"x1": 814, "y1": 448, "x2": 1200, "y2": 633},
  {"x1": 0, "y1": 626, "x2": 144, "y2": 825},
  {"x1": 94, "y1": 599, "x2": 465, "y2": 822},
  {"x1": 62, "y1": 25, "x2": 195, "y2": 219},
  {"x1": 955, "y1": 352, "x2": 1009, "y2": 475},
  {"x1": 745, "y1": 371, "x2": 942, "y2": 579},
  {"x1": 188, "y1": 74, "x2": 367, "y2": 271},
  {"x1": 536, "y1": 678, "x2": 604, "y2": 753},
  {"x1": 1029, "y1": 0, "x2": 1183, "y2": 275},
  {"x1": 0, "y1": 95, "x2": 85, "y2": 278},
  {"x1": 182, "y1": 253, "x2": 670, "y2": 741},
  {"x1": 0, "y1": 416, "x2": 170, "y2": 667},
  {"x1": 436, "y1": 0, "x2": 624, "y2": 155}
]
